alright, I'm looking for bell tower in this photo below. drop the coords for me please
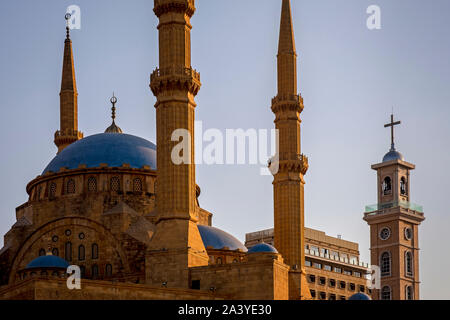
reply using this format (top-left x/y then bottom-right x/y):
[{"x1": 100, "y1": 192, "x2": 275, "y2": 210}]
[
  {"x1": 54, "y1": 14, "x2": 83, "y2": 153},
  {"x1": 147, "y1": 0, "x2": 209, "y2": 289},
  {"x1": 364, "y1": 114, "x2": 425, "y2": 300},
  {"x1": 271, "y1": 0, "x2": 310, "y2": 300}
]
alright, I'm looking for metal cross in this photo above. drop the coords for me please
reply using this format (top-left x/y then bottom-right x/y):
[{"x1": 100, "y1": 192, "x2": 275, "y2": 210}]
[{"x1": 384, "y1": 114, "x2": 401, "y2": 149}]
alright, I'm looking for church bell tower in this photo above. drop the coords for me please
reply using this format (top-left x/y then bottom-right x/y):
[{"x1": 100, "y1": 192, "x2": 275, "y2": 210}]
[{"x1": 364, "y1": 114, "x2": 425, "y2": 300}]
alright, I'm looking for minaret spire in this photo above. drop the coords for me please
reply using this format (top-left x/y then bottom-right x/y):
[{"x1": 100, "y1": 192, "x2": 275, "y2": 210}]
[
  {"x1": 271, "y1": 0, "x2": 311, "y2": 300},
  {"x1": 277, "y1": 0, "x2": 298, "y2": 95},
  {"x1": 54, "y1": 14, "x2": 83, "y2": 153}
]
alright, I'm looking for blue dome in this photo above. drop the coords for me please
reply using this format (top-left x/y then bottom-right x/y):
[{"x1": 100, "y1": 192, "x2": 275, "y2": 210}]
[
  {"x1": 43, "y1": 133, "x2": 156, "y2": 174},
  {"x1": 197, "y1": 225, "x2": 247, "y2": 252},
  {"x1": 25, "y1": 255, "x2": 70, "y2": 269},
  {"x1": 348, "y1": 293, "x2": 371, "y2": 300},
  {"x1": 248, "y1": 243, "x2": 278, "y2": 254},
  {"x1": 383, "y1": 149, "x2": 404, "y2": 162}
]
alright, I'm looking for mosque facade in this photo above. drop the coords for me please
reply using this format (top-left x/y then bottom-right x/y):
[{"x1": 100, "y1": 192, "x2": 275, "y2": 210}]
[{"x1": 0, "y1": 0, "x2": 423, "y2": 300}]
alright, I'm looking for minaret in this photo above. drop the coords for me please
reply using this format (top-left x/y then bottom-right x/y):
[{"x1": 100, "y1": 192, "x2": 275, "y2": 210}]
[
  {"x1": 147, "y1": 0, "x2": 208, "y2": 289},
  {"x1": 54, "y1": 14, "x2": 83, "y2": 153},
  {"x1": 271, "y1": 0, "x2": 310, "y2": 300},
  {"x1": 364, "y1": 114, "x2": 425, "y2": 300}
]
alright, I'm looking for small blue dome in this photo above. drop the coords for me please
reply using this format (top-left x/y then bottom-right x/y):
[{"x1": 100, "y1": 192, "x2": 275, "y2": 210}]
[
  {"x1": 43, "y1": 133, "x2": 156, "y2": 174},
  {"x1": 197, "y1": 225, "x2": 247, "y2": 252},
  {"x1": 348, "y1": 293, "x2": 371, "y2": 300},
  {"x1": 248, "y1": 243, "x2": 278, "y2": 254},
  {"x1": 383, "y1": 149, "x2": 404, "y2": 162},
  {"x1": 25, "y1": 255, "x2": 70, "y2": 269}
]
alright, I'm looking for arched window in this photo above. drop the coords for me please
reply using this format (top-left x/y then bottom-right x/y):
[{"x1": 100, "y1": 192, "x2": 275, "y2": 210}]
[
  {"x1": 39, "y1": 248, "x2": 46, "y2": 256},
  {"x1": 52, "y1": 248, "x2": 59, "y2": 257},
  {"x1": 105, "y1": 264, "x2": 113, "y2": 277},
  {"x1": 65, "y1": 242, "x2": 72, "y2": 262},
  {"x1": 382, "y1": 177, "x2": 392, "y2": 195},
  {"x1": 88, "y1": 177, "x2": 97, "y2": 192},
  {"x1": 216, "y1": 257, "x2": 223, "y2": 264},
  {"x1": 406, "y1": 285, "x2": 413, "y2": 300},
  {"x1": 49, "y1": 182, "x2": 57, "y2": 198},
  {"x1": 78, "y1": 245, "x2": 85, "y2": 261},
  {"x1": 381, "y1": 286, "x2": 391, "y2": 300},
  {"x1": 92, "y1": 264, "x2": 99, "y2": 279},
  {"x1": 380, "y1": 252, "x2": 391, "y2": 276},
  {"x1": 66, "y1": 179, "x2": 76, "y2": 194},
  {"x1": 110, "y1": 176, "x2": 120, "y2": 192},
  {"x1": 133, "y1": 178, "x2": 143, "y2": 192},
  {"x1": 405, "y1": 251, "x2": 413, "y2": 276},
  {"x1": 92, "y1": 243, "x2": 99, "y2": 260},
  {"x1": 400, "y1": 177, "x2": 407, "y2": 195}
]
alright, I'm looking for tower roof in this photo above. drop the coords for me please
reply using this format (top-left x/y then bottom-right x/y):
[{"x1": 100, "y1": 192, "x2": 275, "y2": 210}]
[
  {"x1": 105, "y1": 94, "x2": 123, "y2": 134},
  {"x1": 278, "y1": 0, "x2": 296, "y2": 55},
  {"x1": 61, "y1": 17, "x2": 77, "y2": 93}
]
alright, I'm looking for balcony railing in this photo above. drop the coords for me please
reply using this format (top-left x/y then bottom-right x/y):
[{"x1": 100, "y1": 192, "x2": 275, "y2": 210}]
[
  {"x1": 365, "y1": 200, "x2": 424, "y2": 214},
  {"x1": 304, "y1": 249, "x2": 370, "y2": 268}
]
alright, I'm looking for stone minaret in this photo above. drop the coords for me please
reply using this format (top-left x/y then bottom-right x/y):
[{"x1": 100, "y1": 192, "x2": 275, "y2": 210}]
[
  {"x1": 148, "y1": 0, "x2": 208, "y2": 289},
  {"x1": 54, "y1": 18, "x2": 83, "y2": 153},
  {"x1": 271, "y1": 0, "x2": 310, "y2": 299},
  {"x1": 364, "y1": 114, "x2": 425, "y2": 300}
]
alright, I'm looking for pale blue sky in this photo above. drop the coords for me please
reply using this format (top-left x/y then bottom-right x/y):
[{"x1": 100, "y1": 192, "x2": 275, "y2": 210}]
[{"x1": 0, "y1": 0, "x2": 449, "y2": 299}]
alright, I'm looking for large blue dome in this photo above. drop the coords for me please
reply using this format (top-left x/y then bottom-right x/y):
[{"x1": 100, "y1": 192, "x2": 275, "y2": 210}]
[
  {"x1": 197, "y1": 225, "x2": 247, "y2": 252},
  {"x1": 348, "y1": 293, "x2": 372, "y2": 300},
  {"x1": 25, "y1": 255, "x2": 70, "y2": 269},
  {"x1": 248, "y1": 243, "x2": 278, "y2": 254},
  {"x1": 43, "y1": 133, "x2": 157, "y2": 174}
]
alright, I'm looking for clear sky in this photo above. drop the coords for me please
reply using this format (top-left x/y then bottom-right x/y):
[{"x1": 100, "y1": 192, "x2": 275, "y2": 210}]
[{"x1": 0, "y1": 0, "x2": 449, "y2": 299}]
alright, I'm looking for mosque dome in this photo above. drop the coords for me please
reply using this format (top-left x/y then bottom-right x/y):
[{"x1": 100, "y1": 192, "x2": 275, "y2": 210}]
[
  {"x1": 382, "y1": 149, "x2": 404, "y2": 162},
  {"x1": 348, "y1": 292, "x2": 372, "y2": 300},
  {"x1": 43, "y1": 133, "x2": 157, "y2": 174},
  {"x1": 248, "y1": 243, "x2": 278, "y2": 254},
  {"x1": 25, "y1": 255, "x2": 70, "y2": 270},
  {"x1": 197, "y1": 225, "x2": 248, "y2": 252}
]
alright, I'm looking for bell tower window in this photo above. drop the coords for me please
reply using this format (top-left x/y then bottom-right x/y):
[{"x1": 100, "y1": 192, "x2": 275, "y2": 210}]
[
  {"x1": 88, "y1": 177, "x2": 97, "y2": 192},
  {"x1": 405, "y1": 251, "x2": 413, "y2": 276},
  {"x1": 400, "y1": 177, "x2": 407, "y2": 195},
  {"x1": 66, "y1": 179, "x2": 75, "y2": 194},
  {"x1": 382, "y1": 177, "x2": 392, "y2": 195},
  {"x1": 380, "y1": 252, "x2": 391, "y2": 276}
]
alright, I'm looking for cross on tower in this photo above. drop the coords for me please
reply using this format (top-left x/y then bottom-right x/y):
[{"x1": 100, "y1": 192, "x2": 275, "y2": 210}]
[{"x1": 384, "y1": 114, "x2": 401, "y2": 150}]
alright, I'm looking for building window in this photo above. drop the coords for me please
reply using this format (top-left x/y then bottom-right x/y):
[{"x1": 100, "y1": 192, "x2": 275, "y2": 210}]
[
  {"x1": 406, "y1": 285, "x2": 413, "y2": 300},
  {"x1": 359, "y1": 285, "x2": 365, "y2": 292},
  {"x1": 339, "y1": 281, "x2": 346, "y2": 289},
  {"x1": 313, "y1": 263, "x2": 322, "y2": 269},
  {"x1": 330, "y1": 251, "x2": 339, "y2": 259},
  {"x1": 400, "y1": 177, "x2": 407, "y2": 195},
  {"x1": 404, "y1": 227, "x2": 413, "y2": 240},
  {"x1": 216, "y1": 257, "x2": 223, "y2": 264},
  {"x1": 380, "y1": 252, "x2": 391, "y2": 276},
  {"x1": 405, "y1": 251, "x2": 413, "y2": 276},
  {"x1": 381, "y1": 286, "x2": 392, "y2": 300},
  {"x1": 39, "y1": 248, "x2": 46, "y2": 256},
  {"x1": 110, "y1": 176, "x2": 120, "y2": 192},
  {"x1": 88, "y1": 177, "x2": 97, "y2": 192},
  {"x1": 52, "y1": 248, "x2": 59, "y2": 256},
  {"x1": 191, "y1": 280, "x2": 201, "y2": 290},
  {"x1": 310, "y1": 246, "x2": 319, "y2": 255},
  {"x1": 92, "y1": 264, "x2": 99, "y2": 279},
  {"x1": 324, "y1": 265, "x2": 332, "y2": 271},
  {"x1": 49, "y1": 182, "x2": 57, "y2": 198},
  {"x1": 105, "y1": 264, "x2": 113, "y2": 277},
  {"x1": 66, "y1": 179, "x2": 75, "y2": 194},
  {"x1": 340, "y1": 296, "x2": 346, "y2": 300},
  {"x1": 78, "y1": 245, "x2": 85, "y2": 261},
  {"x1": 383, "y1": 176, "x2": 392, "y2": 195},
  {"x1": 329, "y1": 294, "x2": 336, "y2": 300},
  {"x1": 133, "y1": 178, "x2": 143, "y2": 192},
  {"x1": 349, "y1": 283, "x2": 355, "y2": 291},
  {"x1": 305, "y1": 260, "x2": 312, "y2": 267},
  {"x1": 334, "y1": 267, "x2": 342, "y2": 273},
  {"x1": 319, "y1": 292, "x2": 326, "y2": 300},
  {"x1": 354, "y1": 272, "x2": 361, "y2": 278},
  {"x1": 343, "y1": 270, "x2": 352, "y2": 276},
  {"x1": 308, "y1": 275, "x2": 316, "y2": 283},
  {"x1": 319, "y1": 277, "x2": 326, "y2": 286},
  {"x1": 349, "y1": 256, "x2": 358, "y2": 265},
  {"x1": 92, "y1": 243, "x2": 99, "y2": 260},
  {"x1": 65, "y1": 242, "x2": 72, "y2": 261},
  {"x1": 329, "y1": 279, "x2": 336, "y2": 287},
  {"x1": 310, "y1": 290, "x2": 316, "y2": 299}
]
